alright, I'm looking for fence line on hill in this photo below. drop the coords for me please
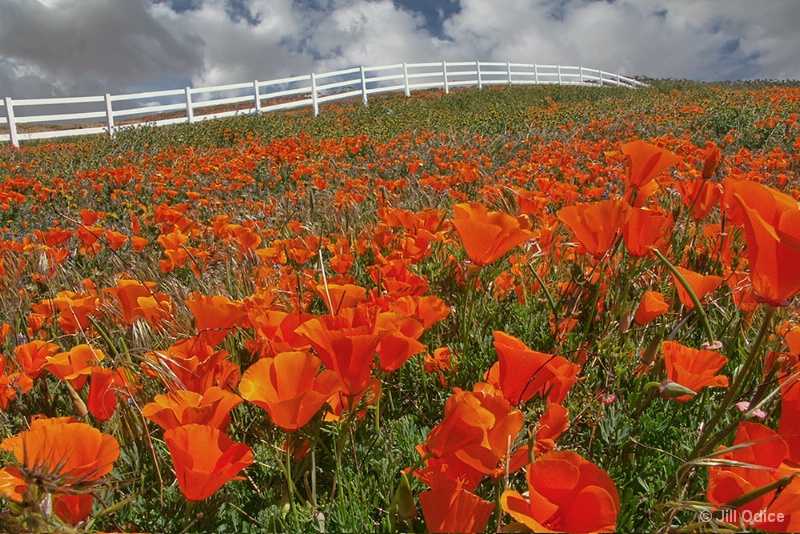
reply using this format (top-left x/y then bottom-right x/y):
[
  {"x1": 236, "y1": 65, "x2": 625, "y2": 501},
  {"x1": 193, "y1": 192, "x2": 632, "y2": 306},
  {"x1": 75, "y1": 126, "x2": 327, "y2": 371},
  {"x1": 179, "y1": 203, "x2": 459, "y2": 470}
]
[{"x1": 0, "y1": 61, "x2": 647, "y2": 147}]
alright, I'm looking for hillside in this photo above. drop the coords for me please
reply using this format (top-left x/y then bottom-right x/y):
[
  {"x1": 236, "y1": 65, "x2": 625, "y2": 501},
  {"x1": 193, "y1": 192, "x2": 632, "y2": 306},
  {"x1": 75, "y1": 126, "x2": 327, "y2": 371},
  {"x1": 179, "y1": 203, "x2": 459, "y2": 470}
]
[{"x1": 0, "y1": 80, "x2": 799, "y2": 533}]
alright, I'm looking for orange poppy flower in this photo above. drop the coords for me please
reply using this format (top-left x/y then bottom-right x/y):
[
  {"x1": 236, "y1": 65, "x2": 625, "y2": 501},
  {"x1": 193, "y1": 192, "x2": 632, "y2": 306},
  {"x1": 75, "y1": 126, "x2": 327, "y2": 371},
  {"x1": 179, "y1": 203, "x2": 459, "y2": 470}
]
[
  {"x1": 492, "y1": 331, "x2": 580, "y2": 405},
  {"x1": 131, "y1": 235, "x2": 149, "y2": 253},
  {"x1": 451, "y1": 202, "x2": 533, "y2": 266},
  {"x1": 707, "y1": 422, "x2": 799, "y2": 531},
  {"x1": 13, "y1": 340, "x2": 60, "y2": 379},
  {"x1": 1, "y1": 417, "x2": 119, "y2": 484},
  {"x1": 454, "y1": 383, "x2": 529, "y2": 478},
  {"x1": 778, "y1": 378, "x2": 800, "y2": 463},
  {"x1": 621, "y1": 139, "x2": 681, "y2": 190},
  {"x1": 502, "y1": 451, "x2": 620, "y2": 533},
  {"x1": 728, "y1": 180, "x2": 800, "y2": 306},
  {"x1": 622, "y1": 207, "x2": 670, "y2": 257},
  {"x1": 104, "y1": 278, "x2": 161, "y2": 325},
  {"x1": 45, "y1": 344, "x2": 106, "y2": 391},
  {"x1": 238, "y1": 351, "x2": 341, "y2": 432},
  {"x1": 534, "y1": 403, "x2": 570, "y2": 457},
  {"x1": 0, "y1": 355, "x2": 33, "y2": 410},
  {"x1": 375, "y1": 312, "x2": 426, "y2": 373},
  {"x1": 104, "y1": 229, "x2": 128, "y2": 250},
  {"x1": 558, "y1": 199, "x2": 632, "y2": 258},
  {"x1": 633, "y1": 291, "x2": 669, "y2": 326},
  {"x1": 185, "y1": 292, "x2": 248, "y2": 347},
  {"x1": 142, "y1": 386, "x2": 243, "y2": 431},
  {"x1": 662, "y1": 341, "x2": 729, "y2": 401},
  {"x1": 425, "y1": 388, "x2": 495, "y2": 459},
  {"x1": 144, "y1": 337, "x2": 240, "y2": 393},
  {"x1": 419, "y1": 476, "x2": 494, "y2": 534},
  {"x1": 295, "y1": 306, "x2": 384, "y2": 397},
  {"x1": 86, "y1": 367, "x2": 132, "y2": 421},
  {"x1": 53, "y1": 493, "x2": 95, "y2": 526},
  {"x1": 313, "y1": 283, "x2": 367, "y2": 314},
  {"x1": 0, "y1": 466, "x2": 26, "y2": 503},
  {"x1": 676, "y1": 178, "x2": 723, "y2": 220},
  {"x1": 247, "y1": 309, "x2": 313, "y2": 358},
  {"x1": 163, "y1": 423, "x2": 253, "y2": 502},
  {"x1": 701, "y1": 145, "x2": 722, "y2": 181},
  {"x1": 672, "y1": 266, "x2": 723, "y2": 309}
]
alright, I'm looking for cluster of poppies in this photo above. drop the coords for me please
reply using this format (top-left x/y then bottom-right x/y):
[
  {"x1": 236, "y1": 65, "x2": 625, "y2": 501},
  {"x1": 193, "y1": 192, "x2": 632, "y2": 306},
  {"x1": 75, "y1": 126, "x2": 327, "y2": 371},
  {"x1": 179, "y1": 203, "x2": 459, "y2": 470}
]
[{"x1": 0, "y1": 83, "x2": 798, "y2": 532}]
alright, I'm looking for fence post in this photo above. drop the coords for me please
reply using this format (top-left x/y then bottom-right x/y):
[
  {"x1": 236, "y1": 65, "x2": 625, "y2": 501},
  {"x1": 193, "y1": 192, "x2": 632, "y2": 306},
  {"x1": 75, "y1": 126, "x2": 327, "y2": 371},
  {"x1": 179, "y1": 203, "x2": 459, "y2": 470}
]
[
  {"x1": 253, "y1": 80, "x2": 262, "y2": 113},
  {"x1": 599, "y1": 71, "x2": 604, "y2": 86},
  {"x1": 185, "y1": 87, "x2": 194, "y2": 123},
  {"x1": 557, "y1": 65, "x2": 562, "y2": 85},
  {"x1": 442, "y1": 61, "x2": 449, "y2": 94},
  {"x1": 534, "y1": 64, "x2": 539, "y2": 84},
  {"x1": 507, "y1": 62, "x2": 512, "y2": 85},
  {"x1": 403, "y1": 63, "x2": 410, "y2": 97},
  {"x1": 476, "y1": 61, "x2": 482, "y2": 89},
  {"x1": 360, "y1": 66, "x2": 368, "y2": 106},
  {"x1": 311, "y1": 73, "x2": 319, "y2": 116},
  {"x1": 4, "y1": 97, "x2": 18, "y2": 148},
  {"x1": 104, "y1": 93, "x2": 115, "y2": 138},
  {"x1": 579, "y1": 66, "x2": 584, "y2": 84},
  {"x1": 616, "y1": 73, "x2": 621, "y2": 87}
]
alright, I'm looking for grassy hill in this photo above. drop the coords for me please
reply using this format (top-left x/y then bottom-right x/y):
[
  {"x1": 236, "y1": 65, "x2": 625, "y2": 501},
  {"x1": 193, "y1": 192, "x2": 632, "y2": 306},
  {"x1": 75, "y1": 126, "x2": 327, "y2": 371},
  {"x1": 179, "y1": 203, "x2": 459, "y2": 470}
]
[{"x1": 0, "y1": 80, "x2": 799, "y2": 533}]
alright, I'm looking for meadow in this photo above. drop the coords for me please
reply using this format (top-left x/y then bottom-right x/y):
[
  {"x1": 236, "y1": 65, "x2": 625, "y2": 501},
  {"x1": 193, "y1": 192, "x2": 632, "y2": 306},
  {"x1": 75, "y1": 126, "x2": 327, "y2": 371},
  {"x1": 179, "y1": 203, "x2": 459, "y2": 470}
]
[{"x1": 0, "y1": 79, "x2": 799, "y2": 533}]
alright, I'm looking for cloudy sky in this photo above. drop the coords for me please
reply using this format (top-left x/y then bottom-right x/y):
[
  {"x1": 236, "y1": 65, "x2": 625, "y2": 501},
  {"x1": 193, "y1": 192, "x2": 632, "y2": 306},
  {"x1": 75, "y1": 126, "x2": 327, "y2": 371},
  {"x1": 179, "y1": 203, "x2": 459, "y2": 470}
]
[{"x1": 1, "y1": 0, "x2": 798, "y2": 99}]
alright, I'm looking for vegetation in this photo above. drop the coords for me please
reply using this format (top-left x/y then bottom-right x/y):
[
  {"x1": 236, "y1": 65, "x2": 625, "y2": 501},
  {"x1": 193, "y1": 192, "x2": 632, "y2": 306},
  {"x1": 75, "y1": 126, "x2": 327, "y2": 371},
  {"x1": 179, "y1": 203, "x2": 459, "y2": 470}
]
[{"x1": 1, "y1": 80, "x2": 799, "y2": 533}]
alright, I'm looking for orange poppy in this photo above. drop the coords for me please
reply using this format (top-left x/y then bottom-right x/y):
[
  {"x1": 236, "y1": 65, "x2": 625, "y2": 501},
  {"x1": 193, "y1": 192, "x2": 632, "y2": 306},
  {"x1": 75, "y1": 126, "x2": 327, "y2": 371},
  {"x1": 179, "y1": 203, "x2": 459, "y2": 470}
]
[
  {"x1": 185, "y1": 292, "x2": 248, "y2": 347},
  {"x1": 164, "y1": 423, "x2": 253, "y2": 502},
  {"x1": 701, "y1": 145, "x2": 722, "y2": 181},
  {"x1": 728, "y1": 180, "x2": 800, "y2": 306},
  {"x1": 450, "y1": 202, "x2": 534, "y2": 266},
  {"x1": 103, "y1": 278, "x2": 171, "y2": 326},
  {"x1": 238, "y1": 350, "x2": 341, "y2": 432},
  {"x1": 375, "y1": 312, "x2": 426, "y2": 373},
  {"x1": 86, "y1": 367, "x2": 128, "y2": 421},
  {"x1": 419, "y1": 476, "x2": 494, "y2": 534},
  {"x1": 558, "y1": 199, "x2": 632, "y2": 259},
  {"x1": 13, "y1": 340, "x2": 60, "y2": 379},
  {"x1": 0, "y1": 466, "x2": 26, "y2": 503},
  {"x1": 144, "y1": 337, "x2": 240, "y2": 393},
  {"x1": 662, "y1": 341, "x2": 729, "y2": 401},
  {"x1": 621, "y1": 139, "x2": 681, "y2": 190},
  {"x1": 622, "y1": 207, "x2": 670, "y2": 257},
  {"x1": 502, "y1": 451, "x2": 620, "y2": 533},
  {"x1": 707, "y1": 422, "x2": 800, "y2": 531},
  {"x1": 778, "y1": 378, "x2": 800, "y2": 463},
  {"x1": 1, "y1": 417, "x2": 119, "y2": 484},
  {"x1": 45, "y1": 344, "x2": 106, "y2": 391},
  {"x1": 52, "y1": 493, "x2": 95, "y2": 526},
  {"x1": 314, "y1": 283, "x2": 367, "y2": 314},
  {"x1": 672, "y1": 266, "x2": 723, "y2": 309},
  {"x1": 633, "y1": 291, "x2": 669, "y2": 326},
  {"x1": 491, "y1": 331, "x2": 580, "y2": 405},
  {"x1": 454, "y1": 383, "x2": 529, "y2": 478},
  {"x1": 0, "y1": 355, "x2": 33, "y2": 410},
  {"x1": 142, "y1": 386, "x2": 243, "y2": 431},
  {"x1": 295, "y1": 305, "x2": 384, "y2": 397},
  {"x1": 676, "y1": 178, "x2": 723, "y2": 220},
  {"x1": 534, "y1": 403, "x2": 570, "y2": 457},
  {"x1": 425, "y1": 388, "x2": 495, "y2": 459}
]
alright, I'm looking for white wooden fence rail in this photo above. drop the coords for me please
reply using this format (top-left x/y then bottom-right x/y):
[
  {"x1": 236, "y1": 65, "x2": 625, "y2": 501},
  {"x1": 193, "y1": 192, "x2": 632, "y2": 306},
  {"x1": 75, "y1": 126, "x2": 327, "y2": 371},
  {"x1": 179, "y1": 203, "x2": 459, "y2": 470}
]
[{"x1": 1, "y1": 61, "x2": 646, "y2": 147}]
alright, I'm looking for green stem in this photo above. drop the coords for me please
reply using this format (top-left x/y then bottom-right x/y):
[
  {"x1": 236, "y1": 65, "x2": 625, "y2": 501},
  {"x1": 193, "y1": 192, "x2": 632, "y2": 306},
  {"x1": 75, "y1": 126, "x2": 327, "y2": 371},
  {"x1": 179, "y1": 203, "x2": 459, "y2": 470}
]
[
  {"x1": 652, "y1": 248, "x2": 716, "y2": 345},
  {"x1": 690, "y1": 305, "x2": 776, "y2": 460}
]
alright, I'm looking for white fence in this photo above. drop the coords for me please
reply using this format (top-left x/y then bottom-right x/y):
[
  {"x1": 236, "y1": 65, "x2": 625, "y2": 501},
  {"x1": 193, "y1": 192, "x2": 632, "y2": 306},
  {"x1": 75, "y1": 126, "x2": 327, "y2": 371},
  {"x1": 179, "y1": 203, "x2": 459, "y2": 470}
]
[{"x1": 1, "y1": 61, "x2": 646, "y2": 147}]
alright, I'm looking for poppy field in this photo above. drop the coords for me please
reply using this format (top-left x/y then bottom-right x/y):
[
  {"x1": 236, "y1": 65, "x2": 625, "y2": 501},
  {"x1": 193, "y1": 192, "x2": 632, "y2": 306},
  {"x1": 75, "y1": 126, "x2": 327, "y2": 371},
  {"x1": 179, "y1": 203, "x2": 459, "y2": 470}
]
[{"x1": 1, "y1": 80, "x2": 800, "y2": 533}]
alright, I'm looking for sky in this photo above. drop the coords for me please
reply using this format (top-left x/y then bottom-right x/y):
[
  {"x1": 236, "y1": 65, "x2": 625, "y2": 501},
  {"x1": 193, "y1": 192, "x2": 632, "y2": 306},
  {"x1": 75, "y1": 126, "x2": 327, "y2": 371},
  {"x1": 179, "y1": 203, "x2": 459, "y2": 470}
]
[{"x1": 0, "y1": 0, "x2": 799, "y2": 100}]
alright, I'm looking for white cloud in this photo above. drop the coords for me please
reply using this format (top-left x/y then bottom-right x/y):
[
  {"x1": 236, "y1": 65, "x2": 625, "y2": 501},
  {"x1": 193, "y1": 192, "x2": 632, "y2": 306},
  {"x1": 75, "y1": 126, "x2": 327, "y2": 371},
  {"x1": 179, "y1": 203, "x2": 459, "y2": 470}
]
[{"x1": 0, "y1": 0, "x2": 798, "y2": 99}]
